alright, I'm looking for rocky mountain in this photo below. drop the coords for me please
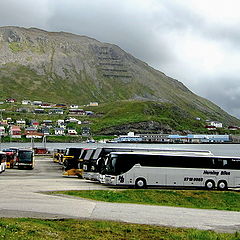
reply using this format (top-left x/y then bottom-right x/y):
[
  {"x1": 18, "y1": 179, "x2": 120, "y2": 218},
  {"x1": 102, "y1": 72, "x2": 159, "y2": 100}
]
[{"x1": 0, "y1": 26, "x2": 239, "y2": 126}]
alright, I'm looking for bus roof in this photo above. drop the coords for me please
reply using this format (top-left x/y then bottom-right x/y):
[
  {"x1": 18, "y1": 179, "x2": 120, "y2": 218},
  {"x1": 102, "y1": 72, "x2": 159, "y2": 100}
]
[
  {"x1": 92, "y1": 147, "x2": 212, "y2": 159},
  {"x1": 109, "y1": 151, "x2": 240, "y2": 159},
  {"x1": 95, "y1": 146, "x2": 212, "y2": 153},
  {"x1": 18, "y1": 149, "x2": 33, "y2": 152}
]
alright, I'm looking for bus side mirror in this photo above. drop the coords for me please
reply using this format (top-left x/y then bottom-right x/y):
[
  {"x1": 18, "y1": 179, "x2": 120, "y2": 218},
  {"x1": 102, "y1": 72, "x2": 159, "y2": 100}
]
[{"x1": 135, "y1": 163, "x2": 141, "y2": 167}]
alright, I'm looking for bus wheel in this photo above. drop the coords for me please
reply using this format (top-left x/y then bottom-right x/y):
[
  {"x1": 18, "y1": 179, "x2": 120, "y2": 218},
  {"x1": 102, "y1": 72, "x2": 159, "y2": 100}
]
[
  {"x1": 135, "y1": 178, "x2": 146, "y2": 189},
  {"x1": 217, "y1": 180, "x2": 228, "y2": 190},
  {"x1": 205, "y1": 180, "x2": 215, "y2": 190}
]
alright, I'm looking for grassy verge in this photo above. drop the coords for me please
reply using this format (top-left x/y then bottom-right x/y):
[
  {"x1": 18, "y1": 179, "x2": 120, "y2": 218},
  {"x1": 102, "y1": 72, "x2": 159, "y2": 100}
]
[
  {"x1": 53, "y1": 189, "x2": 240, "y2": 211},
  {"x1": 0, "y1": 218, "x2": 238, "y2": 240}
]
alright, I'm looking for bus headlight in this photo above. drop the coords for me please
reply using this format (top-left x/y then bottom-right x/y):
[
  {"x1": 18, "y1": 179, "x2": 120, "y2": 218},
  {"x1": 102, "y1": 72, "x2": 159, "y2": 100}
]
[{"x1": 111, "y1": 176, "x2": 116, "y2": 182}]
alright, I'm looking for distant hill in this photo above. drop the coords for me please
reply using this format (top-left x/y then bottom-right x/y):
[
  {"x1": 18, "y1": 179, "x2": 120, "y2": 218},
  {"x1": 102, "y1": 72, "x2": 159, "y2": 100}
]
[{"x1": 0, "y1": 26, "x2": 239, "y2": 127}]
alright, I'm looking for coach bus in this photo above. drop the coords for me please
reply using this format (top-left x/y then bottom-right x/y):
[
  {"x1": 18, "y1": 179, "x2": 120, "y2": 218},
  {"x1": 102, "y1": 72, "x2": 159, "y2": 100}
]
[
  {"x1": 104, "y1": 151, "x2": 240, "y2": 190},
  {"x1": 17, "y1": 149, "x2": 34, "y2": 169},
  {"x1": 82, "y1": 147, "x2": 213, "y2": 182},
  {"x1": 62, "y1": 148, "x2": 84, "y2": 176},
  {"x1": 2, "y1": 149, "x2": 17, "y2": 168},
  {"x1": 0, "y1": 151, "x2": 7, "y2": 173},
  {"x1": 53, "y1": 149, "x2": 66, "y2": 163}
]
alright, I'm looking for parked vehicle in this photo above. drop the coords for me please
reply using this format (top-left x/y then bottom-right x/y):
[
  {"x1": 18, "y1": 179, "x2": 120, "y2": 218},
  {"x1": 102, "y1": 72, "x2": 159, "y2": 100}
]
[
  {"x1": 53, "y1": 149, "x2": 65, "y2": 163},
  {"x1": 82, "y1": 147, "x2": 213, "y2": 182},
  {"x1": 104, "y1": 151, "x2": 240, "y2": 190},
  {"x1": 0, "y1": 151, "x2": 7, "y2": 173},
  {"x1": 63, "y1": 148, "x2": 83, "y2": 176},
  {"x1": 17, "y1": 149, "x2": 34, "y2": 170},
  {"x1": 33, "y1": 147, "x2": 48, "y2": 155},
  {"x1": 2, "y1": 149, "x2": 17, "y2": 168}
]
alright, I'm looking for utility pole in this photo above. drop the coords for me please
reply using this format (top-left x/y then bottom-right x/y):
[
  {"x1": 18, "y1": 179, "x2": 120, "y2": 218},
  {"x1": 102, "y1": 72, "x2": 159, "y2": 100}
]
[
  {"x1": 31, "y1": 136, "x2": 35, "y2": 150},
  {"x1": 43, "y1": 135, "x2": 46, "y2": 149}
]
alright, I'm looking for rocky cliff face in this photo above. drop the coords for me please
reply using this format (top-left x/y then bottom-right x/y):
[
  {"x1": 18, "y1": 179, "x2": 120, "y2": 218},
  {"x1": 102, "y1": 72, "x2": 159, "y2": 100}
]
[
  {"x1": 0, "y1": 26, "x2": 239, "y2": 125},
  {"x1": 0, "y1": 26, "x2": 189, "y2": 101}
]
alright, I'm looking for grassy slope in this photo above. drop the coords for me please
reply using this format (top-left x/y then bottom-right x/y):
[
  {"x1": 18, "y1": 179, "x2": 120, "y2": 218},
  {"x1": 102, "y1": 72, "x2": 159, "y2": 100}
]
[
  {"x1": 54, "y1": 189, "x2": 240, "y2": 211},
  {"x1": 86, "y1": 101, "x2": 222, "y2": 133},
  {"x1": 0, "y1": 64, "x2": 153, "y2": 105},
  {"x1": 0, "y1": 218, "x2": 238, "y2": 239}
]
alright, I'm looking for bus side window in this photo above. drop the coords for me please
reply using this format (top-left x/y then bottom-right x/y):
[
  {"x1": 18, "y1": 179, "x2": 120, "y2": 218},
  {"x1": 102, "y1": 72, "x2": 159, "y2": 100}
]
[
  {"x1": 223, "y1": 159, "x2": 228, "y2": 168},
  {"x1": 229, "y1": 159, "x2": 240, "y2": 169},
  {"x1": 214, "y1": 158, "x2": 223, "y2": 169}
]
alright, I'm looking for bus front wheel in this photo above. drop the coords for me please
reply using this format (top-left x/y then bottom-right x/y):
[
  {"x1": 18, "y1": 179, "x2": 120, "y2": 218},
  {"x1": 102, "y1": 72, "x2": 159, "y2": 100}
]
[
  {"x1": 135, "y1": 178, "x2": 146, "y2": 189},
  {"x1": 217, "y1": 180, "x2": 228, "y2": 190},
  {"x1": 205, "y1": 180, "x2": 215, "y2": 190}
]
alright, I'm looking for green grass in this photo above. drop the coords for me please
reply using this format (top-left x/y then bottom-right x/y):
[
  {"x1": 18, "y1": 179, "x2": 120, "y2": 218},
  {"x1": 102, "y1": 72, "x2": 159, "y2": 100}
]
[
  {"x1": 0, "y1": 218, "x2": 238, "y2": 240},
  {"x1": 54, "y1": 189, "x2": 240, "y2": 211},
  {"x1": 87, "y1": 101, "x2": 207, "y2": 133}
]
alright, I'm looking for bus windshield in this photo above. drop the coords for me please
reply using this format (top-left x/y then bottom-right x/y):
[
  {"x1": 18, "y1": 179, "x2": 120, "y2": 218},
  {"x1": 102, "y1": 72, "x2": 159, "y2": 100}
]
[
  {"x1": 105, "y1": 154, "x2": 135, "y2": 175},
  {"x1": 19, "y1": 151, "x2": 33, "y2": 162},
  {"x1": 0, "y1": 154, "x2": 6, "y2": 163}
]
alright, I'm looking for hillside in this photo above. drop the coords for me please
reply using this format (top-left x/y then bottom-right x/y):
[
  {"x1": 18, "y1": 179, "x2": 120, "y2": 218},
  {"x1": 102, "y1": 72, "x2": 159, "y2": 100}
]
[{"x1": 0, "y1": 26, "x2": 239, "y2": 127}]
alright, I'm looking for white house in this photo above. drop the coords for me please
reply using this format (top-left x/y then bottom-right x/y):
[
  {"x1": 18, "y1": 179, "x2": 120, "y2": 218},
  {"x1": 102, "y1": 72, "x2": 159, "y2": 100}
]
[
  {"x1": 57, "y1": 120, "x2": 65, "y2": 126},
  {"x1": 66, "y1": 117, "x2": 79, "y2": 123},
  {"x1": 22, "y1": 100, "x2": 31, "y2": 105},
  {"x1": 0, "y1": 126, "x2": 5, "y2": 136},
  {"x1": 70, "y1": 104, "x2": 79, "y2": 109},
  {"x1": 54, "y1": 128, "x2": 65, "y2": 135},
  {"x1": 32, "y1": 101, "x2": 42, "y2": 106},
  {"x1": 16, "y1": 120, "x2": 26, "y2": 127},
  {"x1": 89, "y1": 102, "x2": 99, "y2": 106},
  {"x1": 68, "y1": 129, "x2": 77, "y2": 135},
  {"x1": 207, "y1": 121, "x2": 223, "y2": 128},
  {"x1": 49, "y1": 109, "x2": 64, "y2": 114}
]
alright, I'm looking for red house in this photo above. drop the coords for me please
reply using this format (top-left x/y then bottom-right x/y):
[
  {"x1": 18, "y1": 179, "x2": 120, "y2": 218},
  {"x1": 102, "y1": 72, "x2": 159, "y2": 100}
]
[
  {"x1": 9, "y1": 126, "x2": 21, "y2": 138},
  {"x1": 6, "y1": 98, "x2": 16, "y2": 103}
]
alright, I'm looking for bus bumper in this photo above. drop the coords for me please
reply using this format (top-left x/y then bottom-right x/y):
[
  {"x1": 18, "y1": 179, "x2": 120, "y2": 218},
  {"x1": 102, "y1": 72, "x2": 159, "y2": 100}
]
[
  {"x1": 105, "y1": 175, "x2": 117, "y2": 185},
  {"x1": 63, "y1": 168, "x2": 83, "y2": 177}
]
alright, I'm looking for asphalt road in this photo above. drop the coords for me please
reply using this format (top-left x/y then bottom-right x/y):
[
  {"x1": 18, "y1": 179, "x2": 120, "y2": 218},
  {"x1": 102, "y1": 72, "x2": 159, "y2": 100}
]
[{"x1": 0, "y1": 156, "x2": 240, "y2": 233}]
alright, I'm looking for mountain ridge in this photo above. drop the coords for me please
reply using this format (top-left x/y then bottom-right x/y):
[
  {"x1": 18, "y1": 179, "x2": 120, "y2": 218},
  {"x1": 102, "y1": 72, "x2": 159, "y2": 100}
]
[{"x1": 0, "y1": 26, "x2": 239, "y2": 127}]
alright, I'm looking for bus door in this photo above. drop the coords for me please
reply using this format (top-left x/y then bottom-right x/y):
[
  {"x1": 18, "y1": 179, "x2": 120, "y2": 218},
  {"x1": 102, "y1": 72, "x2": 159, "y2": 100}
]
[
  {"x1": 230, "y1": 158, "x2": 240, "y2": 187},
  {"x1": 215, "y1": 158, "x2": 231, "y2": 186}
]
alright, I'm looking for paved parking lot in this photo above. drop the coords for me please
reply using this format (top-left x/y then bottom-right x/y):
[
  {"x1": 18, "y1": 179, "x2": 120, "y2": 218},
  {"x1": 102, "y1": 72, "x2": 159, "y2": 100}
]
[{"x1": 0, "y1": 156, "x2": 240, "y2": 233}]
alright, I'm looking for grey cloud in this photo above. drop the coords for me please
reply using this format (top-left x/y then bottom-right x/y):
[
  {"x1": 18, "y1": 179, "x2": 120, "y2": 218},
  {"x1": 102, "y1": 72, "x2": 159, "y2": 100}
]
[
  {"x1": 198, "y1": 78, "x2": 240, "y2": 118},
  {"x1": 0, "y1": 0, "x2": 50, "y2": 29},
  {"x1": 46, "y1": 0, "x2": 176, "y2": 66}
]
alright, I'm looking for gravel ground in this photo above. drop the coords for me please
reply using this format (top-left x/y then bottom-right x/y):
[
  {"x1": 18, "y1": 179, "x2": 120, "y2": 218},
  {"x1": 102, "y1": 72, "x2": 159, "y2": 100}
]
[{"x1": 0, "y1": 156, "x2": 239, "y2": 233}]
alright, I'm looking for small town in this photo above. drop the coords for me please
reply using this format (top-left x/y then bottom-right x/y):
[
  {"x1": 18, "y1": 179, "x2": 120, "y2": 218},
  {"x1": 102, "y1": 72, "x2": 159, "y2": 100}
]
[
  {"x1": 0, "y1": 98, "x2": 98, "y2": 140},
  {"x1": 1, "y1": 98, "x2": 240, "y2": 143}
]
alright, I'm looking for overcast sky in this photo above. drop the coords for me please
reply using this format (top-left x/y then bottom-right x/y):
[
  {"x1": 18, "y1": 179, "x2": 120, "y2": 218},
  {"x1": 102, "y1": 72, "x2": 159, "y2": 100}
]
[{"x1": 1, "y1": 0, "x2": 240, "y2": 118}]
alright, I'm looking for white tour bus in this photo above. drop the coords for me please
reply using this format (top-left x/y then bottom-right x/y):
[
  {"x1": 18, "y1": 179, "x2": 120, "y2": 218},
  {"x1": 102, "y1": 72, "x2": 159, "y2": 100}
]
[
  {"x1": 104, "y1": 151, "x2": 240, "y2": 190},
  {"x1": 97, "y1": 149, "x2": 213, "y2": 183},
  {"x1": 0, "y1": 151, "x2": 7, "y2": 173}
]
